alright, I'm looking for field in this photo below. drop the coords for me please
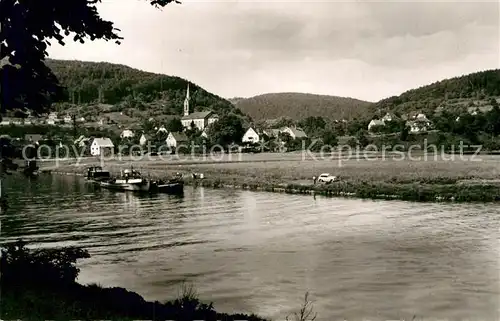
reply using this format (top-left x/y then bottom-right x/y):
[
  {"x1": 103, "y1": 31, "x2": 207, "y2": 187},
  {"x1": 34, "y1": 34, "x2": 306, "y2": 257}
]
[{"x1": 46, "y1": 151, "x2": 500, "y2": 190}]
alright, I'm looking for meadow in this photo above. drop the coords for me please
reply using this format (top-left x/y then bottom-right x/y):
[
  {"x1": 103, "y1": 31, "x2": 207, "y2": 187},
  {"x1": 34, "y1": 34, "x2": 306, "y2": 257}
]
[{"x1": 45, "y1": 151, "x2": 500, "y2": 202}]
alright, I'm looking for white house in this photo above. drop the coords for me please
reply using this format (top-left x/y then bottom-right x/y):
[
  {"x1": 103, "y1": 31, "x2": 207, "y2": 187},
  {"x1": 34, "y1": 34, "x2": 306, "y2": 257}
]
[
  {"x1": 368, "y1": 119, "x2": 385, "y2": 131},
  {"x1": 180, "y1": 84, "x2": 218, "y2": 131},
  {"x1": 166, "y1": 132, "x2": 188, "y2": 148},
  {"x1": 90, "y1": 138, "x2": 114, "y2": 156},
  {"x1": 120, "y1": 129, "x2": 135, "y2": 139},
  {"x1": 242, "y1": 127, "x2": 261, "y2": 144},
  {"x1": 139, "y1": 133, "x2": 149, "y2": 146},
  {"x1": 280, "y1": 127, "x2": 308, "y2": 139},
  {"x1": 406, "y1": 120, "x2": 430, "y2": 133}
]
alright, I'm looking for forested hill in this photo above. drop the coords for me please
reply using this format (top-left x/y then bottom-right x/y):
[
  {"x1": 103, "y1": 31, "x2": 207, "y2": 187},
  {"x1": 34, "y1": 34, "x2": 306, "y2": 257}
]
[
  {"x1": 232, "y1": 93, "x2": 373, "y2": 121},
  {"x1": 373, "y1": 69, "x2": 500, "y2": 116},
  {"x1": 46, "y1": 59, "x2": 237, "y2": 116}
]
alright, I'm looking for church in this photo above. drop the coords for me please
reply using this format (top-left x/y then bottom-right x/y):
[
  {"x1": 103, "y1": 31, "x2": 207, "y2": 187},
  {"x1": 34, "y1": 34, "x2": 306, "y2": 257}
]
[{"x1": 180, "y1": 84, "x2": 219, "y2": 131}]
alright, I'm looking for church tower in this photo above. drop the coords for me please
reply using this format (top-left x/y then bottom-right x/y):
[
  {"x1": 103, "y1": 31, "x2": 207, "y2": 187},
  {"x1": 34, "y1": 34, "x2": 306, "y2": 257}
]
[{"x1": 183, "y1": 83, "x2": 190, "y2": 116}]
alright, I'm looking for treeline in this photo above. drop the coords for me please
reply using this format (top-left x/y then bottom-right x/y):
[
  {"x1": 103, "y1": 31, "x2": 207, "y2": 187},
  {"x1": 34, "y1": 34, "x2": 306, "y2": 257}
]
[
  {"x1": 46, "y1": 59, "x2": 237, "y2": 116},
  {"x1": 375, "y1": 69, "x2": 500, "y2": 115}
]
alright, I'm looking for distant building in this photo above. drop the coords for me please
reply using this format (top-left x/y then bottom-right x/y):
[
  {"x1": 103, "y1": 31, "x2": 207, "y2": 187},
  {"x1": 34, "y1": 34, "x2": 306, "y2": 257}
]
[
  {"x1": 468, "y1": 106, "x2": 494, "y2": 115},
  {"x1": 156, "y1": 126, "x2": 168, "y2": 134},
  {"x1": 280, "y1": 127, "x2": 308, "y2": 139},
  {"x1": 90, "y1": 138, "x2": 114, "y2": 156},
  {"x1": 120, "y1": 129, "x2": 135, "y2": 139},
  {"x1": 368, "y1": 119, "x2": 385, "y2": 131},
  {"x1": 180, "y1": 84, "x2": 218, "y2": 131},
  {"x1": 74, "y1": 135, "x2": 90, "y2": 148},
  {"x1": 139, "y1": 133, "x2": 149, "y2": 146},
  {"x1": 242, "y1": 127, "x2": 261, "y2": 144},
  {"x1": 381, "y1": 112, "x2": 399, "y2": 122},
  {"x1": 166, "y1": 132, "x2": 188, "y2": 148},
  {"x1": 281, "y1": 127, "x2": 307, "y2": 139}
]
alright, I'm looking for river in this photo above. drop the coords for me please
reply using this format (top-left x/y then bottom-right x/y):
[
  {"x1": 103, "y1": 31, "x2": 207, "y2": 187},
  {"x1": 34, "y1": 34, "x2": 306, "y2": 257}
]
[{"x1": 1, "y1": 174, "x2": 499, "y2": 321}]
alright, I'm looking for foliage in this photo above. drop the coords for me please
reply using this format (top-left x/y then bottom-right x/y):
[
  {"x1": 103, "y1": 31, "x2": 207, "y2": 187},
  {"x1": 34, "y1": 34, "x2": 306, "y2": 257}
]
[
  {"x1": 207, "y1": 114, "x2": 245, "y2": 147},
  {"x1": 46, "y1": 59, "x2": 237, "y2": 117},
  {"x1": 234, "y1": 93, "x2": 372, "y2": 121},
  {"x1": 166, "y1": 117, "x2": 184, "y2": 133},
  {"x1": 374, "y1": 69, "x2": 500, "y2": 115},
  {"x1": 0, "y1": 0, "x2": 179, "y2": 114},
  {"x1": 1, "y1": 240, "x2": 268, "y2": 321}
]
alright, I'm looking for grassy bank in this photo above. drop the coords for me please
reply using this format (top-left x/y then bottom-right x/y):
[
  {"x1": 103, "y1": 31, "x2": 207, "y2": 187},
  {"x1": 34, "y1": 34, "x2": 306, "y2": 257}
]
[
  {"x1": 1, "y1": 240, "x2": 269, "y2": 321},
  {"x1": 41, "y1": 154, "x2": 500, "y2": 202}
]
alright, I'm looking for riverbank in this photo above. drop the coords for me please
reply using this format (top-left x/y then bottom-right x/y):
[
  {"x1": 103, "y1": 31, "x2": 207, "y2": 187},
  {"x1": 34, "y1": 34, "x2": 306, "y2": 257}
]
[
  {"x1": 1, "y1": 240, "x2": 268, "y2": 321},
  {"x1": 40, "y1": 155, "x2": 500, "y2": 202}
]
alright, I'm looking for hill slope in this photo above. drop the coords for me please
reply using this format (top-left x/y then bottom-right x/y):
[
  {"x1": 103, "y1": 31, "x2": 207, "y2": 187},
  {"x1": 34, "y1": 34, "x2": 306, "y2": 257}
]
[
  {"x1": 46, "y1": 59, "x2": 238, "y2": 117},
  {"x1": 374, "y1": 69, "x2": 500, "y2": 116},
  {"x1": 232, "y1": 93, "x2": 373, "y2": 121}
]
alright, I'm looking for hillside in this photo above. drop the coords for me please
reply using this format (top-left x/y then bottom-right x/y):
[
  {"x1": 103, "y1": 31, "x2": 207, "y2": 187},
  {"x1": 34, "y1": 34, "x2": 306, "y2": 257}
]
[
  {"x1": 46, "y1": 59, "x2": 239, "y2": 119},
  {"x1": 374, "y1": 69, "x2": 500, "y2": 116},
  {"x1": 232, "y1": 93, "x2": 373, "y2": 121}
]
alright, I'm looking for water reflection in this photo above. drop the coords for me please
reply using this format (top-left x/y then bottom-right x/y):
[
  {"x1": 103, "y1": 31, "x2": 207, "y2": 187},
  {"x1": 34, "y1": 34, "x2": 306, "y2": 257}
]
[{"x1": 1, "y1": 174, "x2": 499, "y2": 321}]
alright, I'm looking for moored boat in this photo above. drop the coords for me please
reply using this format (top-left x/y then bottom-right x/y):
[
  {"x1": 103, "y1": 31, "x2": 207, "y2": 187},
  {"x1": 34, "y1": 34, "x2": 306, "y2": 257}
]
[
  {"x1": 98, "y1": 168, "x2": 151, "y2": 192},
  {"x1": 86, "y1": 166, "x2": 111, "y2": 182}
]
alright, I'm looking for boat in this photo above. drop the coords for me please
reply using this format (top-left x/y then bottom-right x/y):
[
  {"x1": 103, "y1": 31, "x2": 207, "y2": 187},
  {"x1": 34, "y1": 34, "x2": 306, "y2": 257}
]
[
  {"x1": 98, "y1": 168, "x2": 151, "y2": 192},
  {"x1": 151, "y1": 174, "x2": 184, "y2": 195},
  {"x1": 86, "y1": 166, "x2": 111, "y2": 182}
]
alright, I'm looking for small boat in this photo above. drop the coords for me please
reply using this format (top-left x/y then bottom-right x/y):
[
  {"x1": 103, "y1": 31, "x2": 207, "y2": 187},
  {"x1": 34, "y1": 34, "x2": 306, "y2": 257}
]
[
  {"x1": 151, "y1": 176, "x2": 184, "y2": 195},
  {"x1": 98, "y1": 168, "x2": 151, "y2": 192},
  {"x1": 86, "y1": 166, "x2": 111, "y2": 182}
]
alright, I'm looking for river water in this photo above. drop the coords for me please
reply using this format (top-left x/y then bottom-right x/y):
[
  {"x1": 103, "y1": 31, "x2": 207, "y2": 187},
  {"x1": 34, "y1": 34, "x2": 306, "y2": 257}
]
[{"x1": 1, "y1": 174, "x2": 499, "y2": 321}]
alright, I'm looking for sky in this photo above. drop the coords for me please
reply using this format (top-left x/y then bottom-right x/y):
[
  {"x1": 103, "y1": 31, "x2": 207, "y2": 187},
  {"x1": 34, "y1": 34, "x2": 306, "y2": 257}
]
[{"x1": 47, "y1": 0, "x2": 500, "y2": 102}]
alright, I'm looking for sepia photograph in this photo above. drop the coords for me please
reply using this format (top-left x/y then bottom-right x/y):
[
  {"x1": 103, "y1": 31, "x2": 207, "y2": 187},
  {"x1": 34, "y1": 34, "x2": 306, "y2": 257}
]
[{"x1": 1, "y1": 0, "x2": 499, "y2": 320}]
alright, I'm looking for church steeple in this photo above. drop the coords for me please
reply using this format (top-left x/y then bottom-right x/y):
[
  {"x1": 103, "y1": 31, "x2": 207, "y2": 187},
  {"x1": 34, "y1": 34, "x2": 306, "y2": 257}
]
[{"x1": 183, "y1": 83, "x2": 190, "y2": 116}]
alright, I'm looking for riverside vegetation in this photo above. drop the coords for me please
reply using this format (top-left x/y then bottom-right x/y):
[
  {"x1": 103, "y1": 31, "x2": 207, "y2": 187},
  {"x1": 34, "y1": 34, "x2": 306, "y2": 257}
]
[
  {"x1": 1, "y1": 240, "x2": 322, "y2": 321},
  {"x1": 45, "y1": 152, "x2": 500, "y2": 202}
]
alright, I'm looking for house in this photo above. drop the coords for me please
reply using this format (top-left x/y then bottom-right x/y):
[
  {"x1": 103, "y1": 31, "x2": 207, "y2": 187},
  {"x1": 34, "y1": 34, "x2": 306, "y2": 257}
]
[
  {"x1": 405, "y1": 119, "x2": 431, "y2": 133},
  {"x1": 180, "y1": 84, "x2": 218, "y2": 131},
  {"x1": 74, "y1": 135, "x2": 90, "y2": 148},
  {"x1": 468, "y1": 106, "x2": 494, "y2": 115},
  {"x1": 381, "y1": 112, "x2": 398, "y2": 123},
  {"x1": 120, "y1": 129, "x2": 135, "y2": 139},
  {"x1": 90, "y1": 138, "x2": 114, "y2": 156},
  {"x1": 166, "y1": 132, "x2": 188, "y2": 148},
  {"x1": 181, "y1": 111, "x2": 219, "y2": 131},
  {"x1": 139, "y1": 133, "x2": 150, "y2": 146},
  {"x1": 242, "y1": 127, "x2": 261, "y2": 144},
  {"x1": 368, "y1": 119, "x2": 385, "y2": 131},
  {"x1": 156, "y1": 126, "x2": 168, "y2": 134},
  {"x1": 0, "y1": 117, "x2": 13, "y2": 126},
  {"x1": 263, "y1": 129, "x2": 281, "y2": 138},
  {"x1": 25, "y1": 134, "x2": 44, "y2": 144},
  {"x1": 280, "y1": 127, "x2": 308, "y2": 139},
  {"x1": 48, "y1": 112, "x2": 58, "y2": 120}
]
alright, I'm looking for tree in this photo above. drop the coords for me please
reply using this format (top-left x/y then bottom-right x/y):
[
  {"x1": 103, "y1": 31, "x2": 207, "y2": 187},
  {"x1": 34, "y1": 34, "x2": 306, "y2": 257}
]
[
  {"x1": 166, "y1": 118, "x2": 183, "y2": 133},
  {"x1": 208, "y1": 114, "x2": 244, "y2": 147},
  {"x1": 400, "y1": 124, "x2": 409, "y2": 141},
  {"x1": 321, "y1": 129, "x2": 338, "y2": 146},
  {"x1": 1, "y1": 0, "x2": 179, "y2": 114}
]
